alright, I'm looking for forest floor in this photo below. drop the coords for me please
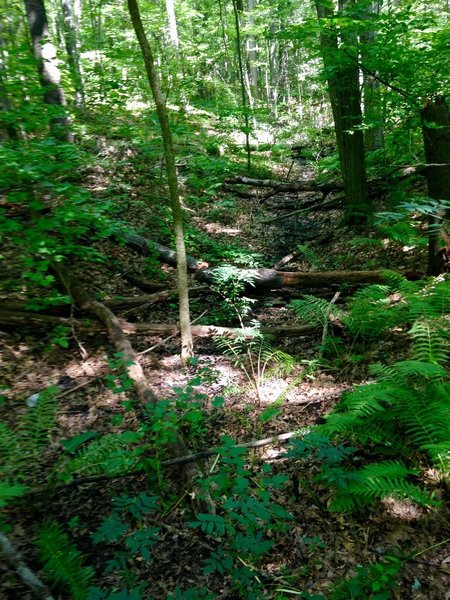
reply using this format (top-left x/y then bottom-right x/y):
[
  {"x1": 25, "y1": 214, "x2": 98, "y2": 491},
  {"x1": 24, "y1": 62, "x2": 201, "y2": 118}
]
[{"x1": 1, "y1": 113, "x2": 449, "y2": 599}]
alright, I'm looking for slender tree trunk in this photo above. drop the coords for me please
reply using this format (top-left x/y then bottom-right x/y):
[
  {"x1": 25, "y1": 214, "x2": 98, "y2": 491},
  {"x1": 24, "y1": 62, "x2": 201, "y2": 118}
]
[
  {"x1": 421, "y1": 96, "x2": 450, "y2": 275},
  {"x1": 314, "y1": 0, "x2": 370, "y2": 225},
  {"x1": 0, "y1": 22, "x2": 18, "y2": 140},
  {"x1": 232, "y1": 0, "x2": 251, "y2": 170},
  {"x1": 165, "y1": 0, "x2": 179, "y2": 48},
  {"x1": 127, "y1": 0, "x2": 193, "y2": 364},
  {"x1": 361, "y1": 0, "x2": 384, "y2": 151},
  {"x1": 246, "y1": 0, "x2": 258, "y2": 101},
  {"x1": 61, "y1": 0, "x2": 85, "y2": 109},
  {"x1": 24, "y1": 0, "x2": 72, "y2": 141}
]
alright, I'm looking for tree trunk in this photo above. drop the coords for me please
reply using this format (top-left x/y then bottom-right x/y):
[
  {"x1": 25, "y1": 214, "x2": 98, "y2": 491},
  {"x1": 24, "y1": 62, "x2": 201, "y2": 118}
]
[
  {"x1": 314, "y1": 0, "x2": 370, "y2": 225},
  {"x1": 232, "y1": 0, "x2": 252, "y2": 170},
  {"x1": 127, "y1": 0, "x2": 193, "y2": 364},
  {"x1": 60, "y1": 0, "x2": 85, "y2": 109},
  {"x1": 421, "y1": 96, "x2": 450, "y2": 275},
  {"x1": 24, "y1": 0, "x2": 72, "y2": 141},
  {"x1": 360, "y1": 1, "x2": 384, "y2": 151},
  {"x1": 165, "y1": 0, "x2": 179, "y2": 48}
]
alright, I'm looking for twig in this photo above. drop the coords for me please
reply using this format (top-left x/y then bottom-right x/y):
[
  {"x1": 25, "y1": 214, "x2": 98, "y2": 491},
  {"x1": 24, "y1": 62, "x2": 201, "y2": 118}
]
[
  {"x1": 0, "y1": 531, "x2": 55, "y2": 600},
  {"x1": 27, "y1": 430, "x2": 299, "y2": 495},
  {"x1": 260, "y1": 198, "x2": 338, "y2": 224},
  {"x1": 137, "y1": 310, "x2": 208, "y2": 356}
]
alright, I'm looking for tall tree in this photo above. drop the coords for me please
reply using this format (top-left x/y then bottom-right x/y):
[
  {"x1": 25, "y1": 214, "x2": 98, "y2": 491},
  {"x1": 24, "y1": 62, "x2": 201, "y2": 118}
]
[
  {"x1": 60, "y1": 0, "x2": 85, "y2": 109},
  {"x1": 24, "y1": 0, "x2": 72, "y2": 141},
  {"x1": 421, "y1": 96, "x2": 450, "y2": 275},
  {"x1": 127, "y1": 0, "x2": 193, "y2": 364},
  {"x1": 360, "y1": 0, "x2": 384, "y2": 151},
  {"x1": 314, "y1": 0, "x2": 370, "y2": 225}
]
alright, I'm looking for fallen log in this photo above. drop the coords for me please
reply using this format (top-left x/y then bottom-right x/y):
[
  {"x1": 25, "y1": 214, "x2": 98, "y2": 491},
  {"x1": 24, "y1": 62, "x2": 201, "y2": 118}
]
[
  {"x1": 0, "y1": 310, "x2": 319, "y2": 338},
  {"x1": 0, "y1": 287, "x2": 210, "y2": 316},
  {"x1": 51, "y1": 262, "x2": 214, "y2": 513},
  {"x1": 119, "y1": 232, "x2": 209, "y2": 271},
  {"x1": 120, "y1": 233, "x2": 423, "y2": 290},
  {"x1": 224, "y1": 176, "x2": 341, "y2": 197},
  {"x1": 196, "y1": 267, "x2": 418, "y2": 290}
]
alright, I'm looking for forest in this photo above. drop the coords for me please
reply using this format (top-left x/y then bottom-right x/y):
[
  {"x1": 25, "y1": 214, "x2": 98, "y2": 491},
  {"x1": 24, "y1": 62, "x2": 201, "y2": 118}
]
[{"x1": 0, "y1": 0, "x2": 449, "y2": 598}]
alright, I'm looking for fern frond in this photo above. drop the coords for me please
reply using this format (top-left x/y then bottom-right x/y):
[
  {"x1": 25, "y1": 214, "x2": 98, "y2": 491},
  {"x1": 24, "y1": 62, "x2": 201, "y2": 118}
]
[
  {"x1": 327, "y1": 461, "x2": 432, "y2": 511},
  {"x1": 371, "y1": 360, "x2": 446, "y2": 382},
  {"x1": 36, "y1": 521, "x2": 94, "y2": 599},
  {"x1": 409, "y1": 321, "x2": 449, "y2": 365},
  {"x1": 291, "y1": 295, "x2": 344, "y2": 327},
  {"x1": 15, "y1": 389, "x2": 57, "y2": 476},
  {"x1": 296, "y1": 244, "x2": 325, "y2": 270},
  {"x1": 0, "y1": 480, "x2": 28, "y2": 508},
  {"x1": 0, "y1": 423, "x2": 17, "y2": 476},
  {"x1": 420, "y1": 442, "x2": 450, "y2": 470},
  {"x1": 60, "y1": 432, "x2": 145, "y2": 481}
]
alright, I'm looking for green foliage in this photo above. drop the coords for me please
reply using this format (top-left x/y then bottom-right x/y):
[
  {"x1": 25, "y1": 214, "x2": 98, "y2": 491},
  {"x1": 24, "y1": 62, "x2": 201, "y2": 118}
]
[
  {"x1": 0, "y1": 387, "x2": 57, "y2": 482},
  {"x1": 36, "y1": 521, "x2": 94, "y2": 600},
  {"x1": 190, "y1": 437, "x2": 293, "y2": 598},
  {"x1": 0, "y1": 481, "x2": 28, "y2": 508},
  {"x1": 291, "y1": 295, "x2": 345, "y2": 329},
  {"x1": 59, "y1": 432, "x2": 145, "y2": 481},
  {"x1": 215, "y1": 332, "x2": 295, "y2": 402},
  {"x1": 296, "y1": 244, "x2": 326, "y2": 270},
  {"x1": 211, "y1": 264, "x2": 257, "y2": 323},
  {"x1": 290, "y1": 274, "x2": 450, "y2": 510},
  {"x1": 330, "y1": 556, "x2": 402, "y2": 600},
  {"x1": 92, "y1": 492, "x2": 159, "y2": 573}
]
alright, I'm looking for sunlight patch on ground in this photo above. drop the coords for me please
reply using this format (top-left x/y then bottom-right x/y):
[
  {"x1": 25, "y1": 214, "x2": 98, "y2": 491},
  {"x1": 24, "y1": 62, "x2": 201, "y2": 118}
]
[
  {"x1": 382, "y1": 496, "x2": 424, "y2": 520},
  {"x1": 205, "y1": 222, "x2": 241, "y2": 235}
]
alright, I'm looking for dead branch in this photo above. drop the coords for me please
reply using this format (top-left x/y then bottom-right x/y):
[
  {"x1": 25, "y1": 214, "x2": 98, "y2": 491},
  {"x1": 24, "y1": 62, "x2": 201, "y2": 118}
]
[
  {"x1": 51, "y1": 262, "x2": 214, "y2": 513},
  {"x1": 0, "y1": 310, "x2": 319, "y2": 338},
  {"x1": 0, "y1": 531, "x2": 55, "y2": 600},
  {"x1": 28, "y1": 430, "x2": 300, "y2": 494},
  {"x1": 119, "y1": 232, "x2": 209, "y2": 271},
  {"x1": 273, "y1": 251, "x2": 301, "y2": 270},
  {"x1": 261, "y1": 197, "x2": 340, "y2": 224}
]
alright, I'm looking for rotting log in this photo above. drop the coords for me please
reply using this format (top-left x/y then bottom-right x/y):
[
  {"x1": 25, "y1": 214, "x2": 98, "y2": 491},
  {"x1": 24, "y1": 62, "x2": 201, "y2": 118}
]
[
  {"x1": 224, "y1": 176, "x2": 341, "y2": 197},
  {"x1": 196, "y1": 267, "x2": 422, "y2": 290},
  {"x1": 120, "y1": 232, "x2": 423, "y2": 289},
  {"x1": 0, "y1": 287, "x2": 210, "y2": 316},
  {"x1": 51, "y1": 262, "x2": 214, "y2": 513},
  {"x1": 0, "y1": 310, "x2": 320, "y2": 338},
  {"x1": 119, "y1": 232, "x2": 209, "y2": 270}
]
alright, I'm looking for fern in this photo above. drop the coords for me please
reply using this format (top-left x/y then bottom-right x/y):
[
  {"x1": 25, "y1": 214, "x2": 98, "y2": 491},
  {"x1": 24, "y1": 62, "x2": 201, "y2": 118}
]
[
  {"x1": 0, "y1": 423, "x2": 17, "y2": 476},
  {"x1": 409, "y1": 321, "x2": 449, "y2": 364},
  {"x1": 321, "y1": 461, "x2": 432, "y2": 511},
  {"x1": 11, "y1": 389, "x2": 57, "y2": 479},
  {"x1": 36, "y1": 520, "x2": 94, "y2": 599},
  {"x1": 215, "y1": 332, "x2": 295, "y2": 402},
  {"x1": 309, "y1": 273, "x2": 450, "y2": 508},
  {"x1": 291, "y1": 295, "x2": 344, "y2": 327},
  {"x1": 0, "y1": 480, "x2": 28, "y2": 507},
  {"x1": 296, "y1": 244, "x2": 325, "y2": 270},
  {"x1": 60, "y1": 432, "x2": 145, "y2": 481}
]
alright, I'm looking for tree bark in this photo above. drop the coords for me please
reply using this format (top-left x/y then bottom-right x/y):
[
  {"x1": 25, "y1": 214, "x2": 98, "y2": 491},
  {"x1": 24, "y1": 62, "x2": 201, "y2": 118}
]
[
  {"x1": 127, "y1": 0, "x2": 193, "y2": 363},
  {"x1": 60, "y1": 0, "x2": 85, "y2": 109},
  {"x1": 0, "y1": 310, "x2": 320, "y2": 338},
  {"x1": 24, "y1": 0, "x2": 72, "y2": 141},
  {"x1": 421, "y1": 96, "x2": 450, "y2": 275},
  {"x1": 314, "y1": 0, "x2": 370, "y2": 224}
]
